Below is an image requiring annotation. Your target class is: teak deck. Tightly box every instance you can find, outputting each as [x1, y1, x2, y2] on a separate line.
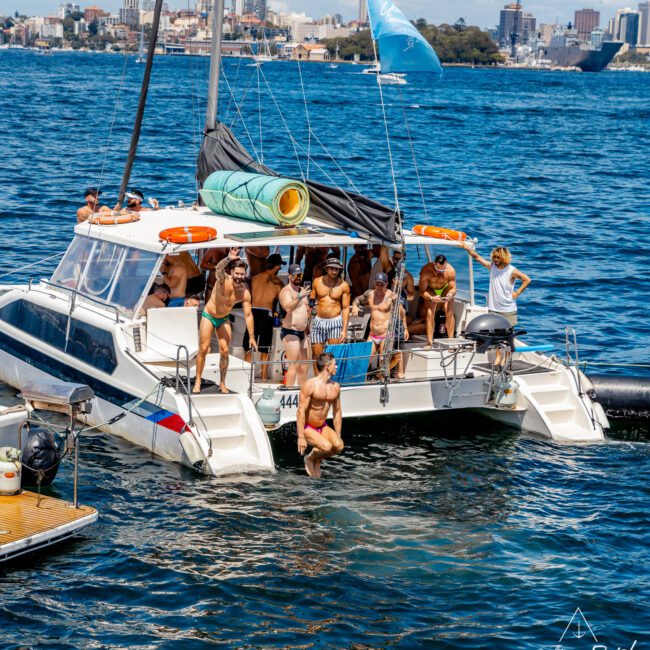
[0, 490, 97, 561]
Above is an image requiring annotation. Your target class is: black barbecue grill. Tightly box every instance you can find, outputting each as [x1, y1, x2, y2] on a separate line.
[462, 314, 526, 353]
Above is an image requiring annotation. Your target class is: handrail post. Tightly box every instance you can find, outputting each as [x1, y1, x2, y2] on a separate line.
[249, 355, 255, 399]
[175, 344, 193, 426]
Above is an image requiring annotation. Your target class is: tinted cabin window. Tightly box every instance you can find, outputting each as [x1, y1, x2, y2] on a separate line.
[0, 300, 117, 374]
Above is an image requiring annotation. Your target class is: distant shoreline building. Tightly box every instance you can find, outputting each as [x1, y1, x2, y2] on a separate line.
[497, 3, 535, 49]
[638, 1, 650, 45]
[574, 8, 600, 39]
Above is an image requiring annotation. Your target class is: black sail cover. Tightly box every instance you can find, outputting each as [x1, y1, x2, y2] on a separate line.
[196, 123, 398, 243]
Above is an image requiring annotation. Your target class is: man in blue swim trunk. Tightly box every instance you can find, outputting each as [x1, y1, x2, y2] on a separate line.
[194, 247, 257, 394]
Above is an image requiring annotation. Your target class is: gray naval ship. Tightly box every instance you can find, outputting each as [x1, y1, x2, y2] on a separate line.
[545, 30, 623, 72]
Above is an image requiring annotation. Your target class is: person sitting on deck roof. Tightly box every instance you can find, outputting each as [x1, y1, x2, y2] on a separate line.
[419, 254, 457, 345]
[244, 253, 285, 381]
[76, 187, 110, 223]
[194, 248, 257, 394]
[122, 188, 159, 212]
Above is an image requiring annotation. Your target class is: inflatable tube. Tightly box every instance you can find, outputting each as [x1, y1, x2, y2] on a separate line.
[412, 224, 467, 241]
[88, 212, 141, 226]
[200, 171, 309, 227]
[588, 374, 650, 418]
[159, 226, 217, 244]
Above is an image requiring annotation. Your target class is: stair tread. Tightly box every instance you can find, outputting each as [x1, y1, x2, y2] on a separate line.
[527, 385, 569, 393]
[205, 428, 245, 439]
[542, 404, 575, 413]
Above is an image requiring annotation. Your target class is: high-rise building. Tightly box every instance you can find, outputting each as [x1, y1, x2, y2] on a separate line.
[358, 0, 368, 24]
[498, 3, 523, 48]
[57, 3, 80, 19]
[619, 10, 640, 43]
[538, 22, 559, 45]
[522, 12, 536, 43]
[84, 5, 105, 23]
[638, 1, 650, 45]
[574, 9, 600, 39]
[119, 0, 139, 27]
[590, 27, 604, 46]
[233, 0, 244, 15]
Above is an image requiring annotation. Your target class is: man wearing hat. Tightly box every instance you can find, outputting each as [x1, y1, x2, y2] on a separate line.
[309, 257, 351, 362]
[77, 187, 109, 223]
[279, 263, 312, 387]
[124, 188, 159, 213]
[243, 252, 286, 380]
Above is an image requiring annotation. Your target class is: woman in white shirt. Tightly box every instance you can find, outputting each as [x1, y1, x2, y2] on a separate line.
[461, 244, 531, 326]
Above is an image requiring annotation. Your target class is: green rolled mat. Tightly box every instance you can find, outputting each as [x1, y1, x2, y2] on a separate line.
[200, 171, 310, 227]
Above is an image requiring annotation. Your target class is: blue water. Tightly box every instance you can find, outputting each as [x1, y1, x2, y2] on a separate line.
[1, 51, 649, 648]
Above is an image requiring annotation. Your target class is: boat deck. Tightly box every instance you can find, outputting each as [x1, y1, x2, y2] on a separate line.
[0, 491, 97, 562]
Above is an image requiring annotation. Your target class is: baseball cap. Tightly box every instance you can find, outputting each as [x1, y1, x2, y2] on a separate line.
[324, 257, 343, 269]
[84, 187, 102, 197]
[125, 189, 144, 201]
[375, 272, 389, 285]
[288, 263, 302, 275]
[266, 253, 286, 267]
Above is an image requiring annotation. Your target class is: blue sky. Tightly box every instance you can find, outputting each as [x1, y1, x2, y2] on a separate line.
[11, 0, 624, 29]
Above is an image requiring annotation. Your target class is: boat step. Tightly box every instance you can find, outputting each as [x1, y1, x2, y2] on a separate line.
[546, 423, 600, 442]
[209, 449, 268, 474]
[205, 427, 246, 440]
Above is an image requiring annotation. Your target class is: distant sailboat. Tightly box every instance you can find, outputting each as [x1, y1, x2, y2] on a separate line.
[135, 30, 145, 63]
[253, 34, 273, 64]
[328, 41, 339, 68]
[366, 0, 442, 85]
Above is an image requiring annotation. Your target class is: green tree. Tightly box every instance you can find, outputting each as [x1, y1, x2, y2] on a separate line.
[88, 20, 98, 36]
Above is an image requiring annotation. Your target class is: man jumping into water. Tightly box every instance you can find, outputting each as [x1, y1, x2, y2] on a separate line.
[194, 247, 257, 394]
[297, 352, 343, 478]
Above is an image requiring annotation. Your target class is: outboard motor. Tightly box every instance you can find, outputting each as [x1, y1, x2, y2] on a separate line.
[21, 427, 61, 488]
[462, 313, 526, 353]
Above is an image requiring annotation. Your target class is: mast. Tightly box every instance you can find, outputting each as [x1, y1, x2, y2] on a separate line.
[205, 0, 225, 132]
[116, 0, 164, 207]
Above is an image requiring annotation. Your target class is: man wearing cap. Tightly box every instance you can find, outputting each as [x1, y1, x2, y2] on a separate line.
[419, 253, 457, 345]
[123, 188, 159, 212]
[244, 253, 285, 380]
[309, 257, 351, 362]
[352, 272, 409, 378]
[77, 187, 109, 223]
[279, 264, 312, 387]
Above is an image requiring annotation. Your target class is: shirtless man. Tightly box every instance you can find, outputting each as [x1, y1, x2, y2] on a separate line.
[123, 188, 159, 212]
[295, 246, 329, 282]
[352, 272, 409, 377]
[194, 247, 257, 394]
[140, 282, 170, 314]
[297, 352, 343, 478]
[309, 257, 351, 362]
[246, 246, 270, 278]
[347, 244, 372, 298]
[163, 255, 189, 307]
[200, 248, 228, 298]
[279, 264, 311, 387]
[76, 187, 109, 223]
[243, 253, 285, 380]
[419, 254, 457, 345]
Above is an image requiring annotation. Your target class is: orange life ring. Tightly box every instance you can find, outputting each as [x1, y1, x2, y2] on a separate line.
[412, 224, 467, 241]
[88, 212, 141, 226]
[159, 226, 218, 244]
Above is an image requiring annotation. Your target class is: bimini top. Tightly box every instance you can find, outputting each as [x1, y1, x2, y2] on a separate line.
[74, 206, 379, 253]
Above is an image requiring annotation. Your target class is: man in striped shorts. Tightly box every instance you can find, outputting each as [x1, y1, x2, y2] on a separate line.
[309, 257, 351, 363]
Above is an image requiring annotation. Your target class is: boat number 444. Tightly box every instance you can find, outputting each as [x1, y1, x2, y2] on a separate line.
[279, 393, 299, 410]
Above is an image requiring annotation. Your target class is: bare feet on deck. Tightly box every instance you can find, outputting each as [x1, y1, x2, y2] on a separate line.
[192, 383, 201, 394]
[219, 383, 230, 394]
[304, 453, 317, 478]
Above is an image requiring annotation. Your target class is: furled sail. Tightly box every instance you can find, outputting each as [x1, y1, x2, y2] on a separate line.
[197, 123, 398, 243]
[367, 0, 442, 74]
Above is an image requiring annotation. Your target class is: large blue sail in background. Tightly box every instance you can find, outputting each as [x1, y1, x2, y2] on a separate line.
[367, 0, 442, 74]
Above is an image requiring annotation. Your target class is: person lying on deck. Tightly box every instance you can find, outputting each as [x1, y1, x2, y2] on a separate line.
[194, 247, 257, 394]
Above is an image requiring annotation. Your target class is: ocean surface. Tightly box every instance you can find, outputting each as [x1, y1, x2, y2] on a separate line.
[0, 50, 649, 648]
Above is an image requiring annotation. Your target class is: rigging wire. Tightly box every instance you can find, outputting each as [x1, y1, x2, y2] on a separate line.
[295, 60, 313, 178]
[257, 62, 263, 164]
[398, 85, 430, 224]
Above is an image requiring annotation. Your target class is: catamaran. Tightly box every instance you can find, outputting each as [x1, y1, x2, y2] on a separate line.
[0, 0, 610, 476]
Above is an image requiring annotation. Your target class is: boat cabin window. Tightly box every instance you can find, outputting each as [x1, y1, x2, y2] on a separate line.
[51, 235, 159, 315]
[0, 299, 118, 374]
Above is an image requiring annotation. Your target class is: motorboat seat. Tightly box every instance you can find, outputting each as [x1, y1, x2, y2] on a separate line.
[139, 307, 199, 363]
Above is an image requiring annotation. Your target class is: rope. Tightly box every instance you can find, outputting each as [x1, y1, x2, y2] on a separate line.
[257, 62, 264, 164]
[0, 252, 64, 281]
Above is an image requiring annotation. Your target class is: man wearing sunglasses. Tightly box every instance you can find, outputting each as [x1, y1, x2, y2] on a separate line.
[419, 254, 457, 345]
[279, 264, 312, 387]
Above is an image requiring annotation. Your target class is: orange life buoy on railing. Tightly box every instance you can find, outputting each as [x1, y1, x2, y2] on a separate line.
[412, 224, 467, 241]
[88, 212, 141, 226]
[159, 226, 217, 244]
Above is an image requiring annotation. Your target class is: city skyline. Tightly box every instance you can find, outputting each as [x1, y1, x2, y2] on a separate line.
[5, 0, 636, 29]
